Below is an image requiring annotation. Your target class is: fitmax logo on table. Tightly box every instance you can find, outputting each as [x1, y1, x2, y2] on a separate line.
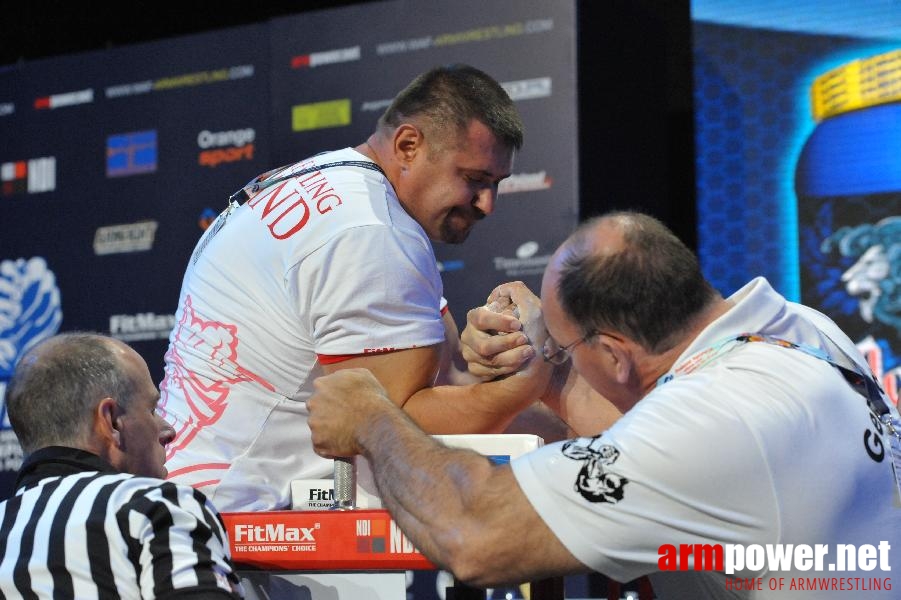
[232, 522, 320, 553]
[233, 523, 318, 543]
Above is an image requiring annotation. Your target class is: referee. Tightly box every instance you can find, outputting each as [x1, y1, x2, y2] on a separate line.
[0, 333, 243, 598]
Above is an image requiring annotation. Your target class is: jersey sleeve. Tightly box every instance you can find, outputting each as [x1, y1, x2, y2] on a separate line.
[510, 375, 779, 583]
[293, 224, 445, 357]
[123, 482, 243, 598]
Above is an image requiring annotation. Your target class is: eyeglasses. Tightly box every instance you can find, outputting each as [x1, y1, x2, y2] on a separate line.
[542, 330, 622, 365]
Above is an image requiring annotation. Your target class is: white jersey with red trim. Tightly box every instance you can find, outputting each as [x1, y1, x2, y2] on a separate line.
[160, 148, 445, 511]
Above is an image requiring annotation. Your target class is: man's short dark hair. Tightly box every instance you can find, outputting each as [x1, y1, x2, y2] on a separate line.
[557, 212, 718, 354]
[5, 333, 135, 453]
[379, 64, 524, 153]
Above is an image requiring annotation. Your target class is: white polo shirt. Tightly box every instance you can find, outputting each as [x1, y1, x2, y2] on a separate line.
[513, 277, 900, 598]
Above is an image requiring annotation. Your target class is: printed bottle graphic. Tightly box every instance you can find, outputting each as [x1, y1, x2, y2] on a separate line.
[794, 48, 901, 407]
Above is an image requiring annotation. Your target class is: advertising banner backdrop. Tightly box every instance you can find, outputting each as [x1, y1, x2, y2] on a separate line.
[0, 23, 272, 498]
[0, 0, 578, 540]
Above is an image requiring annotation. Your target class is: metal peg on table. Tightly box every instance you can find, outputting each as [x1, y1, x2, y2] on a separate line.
[332, 457, 356, 510]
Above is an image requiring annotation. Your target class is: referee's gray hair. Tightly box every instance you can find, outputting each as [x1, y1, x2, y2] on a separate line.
[5, 333, 137, 454]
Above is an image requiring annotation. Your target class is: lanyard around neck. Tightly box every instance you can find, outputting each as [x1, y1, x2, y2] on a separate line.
[656, 332, 895, 422]
[228, 159, 386, 207]
[190, 159, 386, 266]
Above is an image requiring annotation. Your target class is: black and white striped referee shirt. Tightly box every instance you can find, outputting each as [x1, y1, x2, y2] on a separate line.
[0, 447, 243, 598]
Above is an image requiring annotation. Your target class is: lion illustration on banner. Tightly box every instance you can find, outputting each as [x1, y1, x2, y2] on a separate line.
[821, 216, 901, 334]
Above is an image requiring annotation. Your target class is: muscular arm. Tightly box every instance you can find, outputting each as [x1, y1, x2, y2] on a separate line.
[322, 341, 551, 434]
[307, 221, 550, 432]
[321, 292, 553, 434]
[435, 310, 483, 386]
[307, 369, 587, 586]
[539, 362, 622, 436]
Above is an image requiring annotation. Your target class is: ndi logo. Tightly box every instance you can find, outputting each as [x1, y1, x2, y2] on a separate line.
[354, 518, 421, 554]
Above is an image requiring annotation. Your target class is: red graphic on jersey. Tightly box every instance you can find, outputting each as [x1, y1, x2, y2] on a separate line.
[160, 295, 275, 461]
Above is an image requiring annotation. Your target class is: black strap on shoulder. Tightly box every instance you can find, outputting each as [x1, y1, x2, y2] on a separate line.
[818, 332, 894, 419]
[190, 159, 386, 266]
[229, 160, 386, 206]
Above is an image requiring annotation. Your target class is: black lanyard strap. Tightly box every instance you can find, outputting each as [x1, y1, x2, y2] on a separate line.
[229, 160, 386, 206]
[191, 159, 386, 265]
[815, 332, 895, 420]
